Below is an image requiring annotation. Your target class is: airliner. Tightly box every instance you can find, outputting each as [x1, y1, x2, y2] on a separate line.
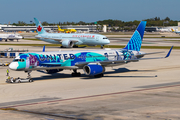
[0, 34, 23, 42]
[9, 21, 173, 78]
[34, 18, 110, 48]
[57, 25, 77, 33]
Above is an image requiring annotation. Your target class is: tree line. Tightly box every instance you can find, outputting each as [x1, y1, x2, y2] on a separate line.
[10, 17, 179, 30]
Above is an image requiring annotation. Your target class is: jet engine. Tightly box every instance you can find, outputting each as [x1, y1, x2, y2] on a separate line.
[46, 69, 63, 74]
[62, 40, 74, 48]
[83, 64, 105, 75]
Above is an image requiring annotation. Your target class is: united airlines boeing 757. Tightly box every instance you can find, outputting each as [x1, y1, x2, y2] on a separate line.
[34, 18, 110, 48]
[9, 21, 173, 78]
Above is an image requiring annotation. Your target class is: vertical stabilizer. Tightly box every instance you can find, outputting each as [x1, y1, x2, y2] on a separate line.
[124, 21, 147, 51]
[34, 18, 47, 34]
[42, 45, 45, 52]
[57, 25, 61, 30]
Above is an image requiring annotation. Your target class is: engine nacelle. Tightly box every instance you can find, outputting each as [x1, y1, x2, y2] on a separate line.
[46, 69, 63, 74]
[83, 64, 105, 75]
[62, 40, 74, 48]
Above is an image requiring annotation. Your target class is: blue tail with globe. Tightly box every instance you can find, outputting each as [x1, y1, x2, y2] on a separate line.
[124, 21, 147, 51]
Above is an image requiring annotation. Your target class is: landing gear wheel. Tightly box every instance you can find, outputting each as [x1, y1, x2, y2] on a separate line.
[71, 69, 81, 77]
[94, 73, 104, 78]
[60, 46, 65, 48]
[71, 72, 81, 77]
[5, 39, 7, 42]
[73, 45, 78, 48]
[101, 45, 104, 49]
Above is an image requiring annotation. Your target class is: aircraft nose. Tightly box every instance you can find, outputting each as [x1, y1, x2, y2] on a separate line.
[9, 62, 18, 70]
[104, 39, 110, 44]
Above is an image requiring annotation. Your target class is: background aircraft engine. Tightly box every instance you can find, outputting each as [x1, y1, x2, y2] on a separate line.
[46, 69, 63, 74]
[62, 40, 74, 48]
[83, 64, 105, 75]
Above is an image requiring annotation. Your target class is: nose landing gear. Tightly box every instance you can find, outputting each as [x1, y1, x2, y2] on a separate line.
[101, 45, 104, 49]
[25, 70, 32, 79]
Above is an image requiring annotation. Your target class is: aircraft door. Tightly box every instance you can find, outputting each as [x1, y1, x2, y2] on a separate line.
[82, 36, 86, 43]
[106, 51, 116, 61]
[96, 36, 99, 42]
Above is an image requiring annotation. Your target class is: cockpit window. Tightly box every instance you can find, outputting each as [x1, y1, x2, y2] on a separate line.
[103, 37, 108, 39]
[13, 59, 25, 62]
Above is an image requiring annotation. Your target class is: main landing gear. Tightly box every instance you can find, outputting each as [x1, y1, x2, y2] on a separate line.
[71, 69, 81, 77]
[94, 73, 104, 78]
[60, 46, 65, 48]
[73, 45, 78, 48]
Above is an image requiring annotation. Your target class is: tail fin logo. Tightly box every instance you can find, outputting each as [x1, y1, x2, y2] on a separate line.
[37, 25, 42, 32]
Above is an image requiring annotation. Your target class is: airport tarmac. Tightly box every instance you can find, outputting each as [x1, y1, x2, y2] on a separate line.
[0, 44, 179, 119]
[1, 34, 180, 47]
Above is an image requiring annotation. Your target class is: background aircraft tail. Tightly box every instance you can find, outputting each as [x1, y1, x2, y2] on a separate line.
[34, 18, 47, 34]
[57, 25, 61, 30]
[124, 21, 147, 51]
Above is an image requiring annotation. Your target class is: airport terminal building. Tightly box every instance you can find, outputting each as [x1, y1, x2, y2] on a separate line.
[0, 25, 100, 33]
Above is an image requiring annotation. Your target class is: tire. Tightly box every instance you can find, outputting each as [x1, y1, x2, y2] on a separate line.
[71, 72, 81, 77]
[94, 73, 104, 78]
[18, 80, 21, 83]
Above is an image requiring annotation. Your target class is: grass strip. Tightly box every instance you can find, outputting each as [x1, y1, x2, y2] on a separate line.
[24, 38, 41, 41]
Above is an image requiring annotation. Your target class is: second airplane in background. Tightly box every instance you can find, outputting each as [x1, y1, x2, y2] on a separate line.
[34, 18, 110, 48]
[0, 34, 23, 42]
[57, 25, 77, 33]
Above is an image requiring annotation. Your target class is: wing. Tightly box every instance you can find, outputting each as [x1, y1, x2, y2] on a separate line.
[75, 46, 173, 67]
[0, 37, 7, 39]
[135, 51, 165, 58]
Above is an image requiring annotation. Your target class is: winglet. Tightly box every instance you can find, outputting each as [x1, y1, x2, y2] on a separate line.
[42, 45, 45, 52]
[165, 46, 173, 58]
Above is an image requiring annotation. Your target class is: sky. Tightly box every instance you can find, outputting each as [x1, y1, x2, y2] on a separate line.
[1, 0, 180, 24]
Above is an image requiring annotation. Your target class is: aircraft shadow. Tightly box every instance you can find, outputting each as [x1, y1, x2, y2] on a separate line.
[81, 68, 157, 79]
[32, 72, 87, 81]
[105, 68, 155, 74]
[32, 68, 156, 81]
[45, 46, 87, 49]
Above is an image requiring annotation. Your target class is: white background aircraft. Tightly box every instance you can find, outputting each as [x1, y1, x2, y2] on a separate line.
[34, 18, 110, 48]
[0, 33, 23, 42]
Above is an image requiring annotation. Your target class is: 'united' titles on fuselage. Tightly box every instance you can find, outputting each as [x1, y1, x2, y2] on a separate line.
[10, 49, 143, 70]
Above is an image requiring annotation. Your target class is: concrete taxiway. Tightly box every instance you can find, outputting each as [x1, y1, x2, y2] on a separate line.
[0, 43, 179, 119]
